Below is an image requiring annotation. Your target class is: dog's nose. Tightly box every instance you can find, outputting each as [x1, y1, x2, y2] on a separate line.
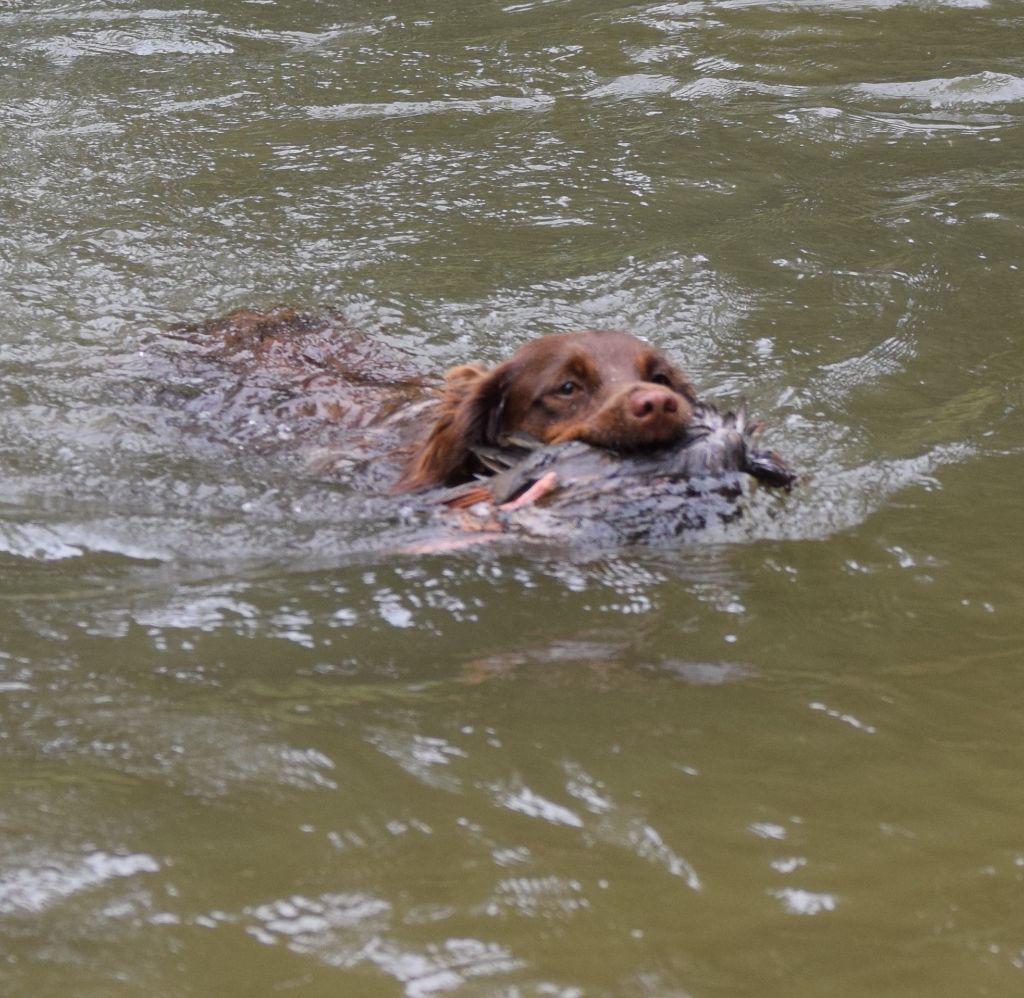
[629, 387, 679, 421]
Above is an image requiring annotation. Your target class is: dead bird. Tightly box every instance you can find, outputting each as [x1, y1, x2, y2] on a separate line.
[435, 400, 795, 541]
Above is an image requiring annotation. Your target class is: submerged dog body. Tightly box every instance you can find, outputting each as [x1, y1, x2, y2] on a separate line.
[161, 310, 792, 542]
[397, 330, 698, 491]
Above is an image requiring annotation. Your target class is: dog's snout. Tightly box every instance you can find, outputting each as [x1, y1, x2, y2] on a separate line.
[629, 386, 680, 422]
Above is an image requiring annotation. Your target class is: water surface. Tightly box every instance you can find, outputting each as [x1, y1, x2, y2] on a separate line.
[2, 1, 1023, 994]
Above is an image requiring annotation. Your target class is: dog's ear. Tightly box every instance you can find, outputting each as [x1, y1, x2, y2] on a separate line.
[395, 362, 512, 491]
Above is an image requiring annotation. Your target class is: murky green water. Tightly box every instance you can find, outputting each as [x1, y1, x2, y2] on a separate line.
[2, 0, 1023, 994]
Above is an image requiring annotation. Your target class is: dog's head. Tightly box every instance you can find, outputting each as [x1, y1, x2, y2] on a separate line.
[396, 330, 696, 491]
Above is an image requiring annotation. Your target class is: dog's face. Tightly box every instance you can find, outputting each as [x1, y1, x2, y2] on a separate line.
[397, 330, 696, 491]
[486, 330, 694, 448]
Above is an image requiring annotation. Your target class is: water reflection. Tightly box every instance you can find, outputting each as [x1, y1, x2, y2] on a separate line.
[0, 851, 160, 917]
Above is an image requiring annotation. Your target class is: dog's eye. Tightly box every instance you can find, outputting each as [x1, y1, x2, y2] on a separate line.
[649, 372, 672, 387]
[556, 381, 579, 396]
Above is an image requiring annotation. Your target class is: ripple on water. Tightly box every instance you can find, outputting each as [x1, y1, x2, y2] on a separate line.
[306, 95, 556, 121]
[23, 700, 340, 798]
[771, 887, 839, 916]
[28, 27, 234, 65]
[853, 72, 1024, 109]
[585, 73, 679, 100]
[714, 0, 990, 10]
[0, 850, 160, 916]
[239, 893, 524, 989]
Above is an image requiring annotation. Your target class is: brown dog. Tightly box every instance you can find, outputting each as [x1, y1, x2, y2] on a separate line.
[397, 330, 697, 491]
